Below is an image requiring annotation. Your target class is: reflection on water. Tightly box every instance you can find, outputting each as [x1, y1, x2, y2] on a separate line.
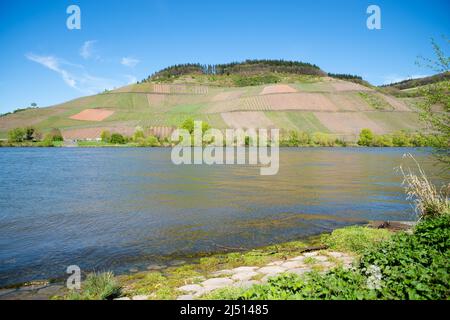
[0, 147, 446, 286]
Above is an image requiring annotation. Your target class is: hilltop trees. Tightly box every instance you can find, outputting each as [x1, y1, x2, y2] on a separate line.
[147, 59, 325, 81]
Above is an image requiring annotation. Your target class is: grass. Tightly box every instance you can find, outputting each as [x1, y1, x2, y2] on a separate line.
[358, 92, 393, 110]
[321, 226, 392, 254]
[66, 272, 122, 300]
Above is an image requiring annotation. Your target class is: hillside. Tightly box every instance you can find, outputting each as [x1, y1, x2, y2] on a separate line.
[0, 61, 425, 142]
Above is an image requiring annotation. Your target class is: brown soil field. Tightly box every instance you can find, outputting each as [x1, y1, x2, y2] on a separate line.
[221, 111, 274, 129]
[148, 126, 175, 138]
[260, 84, 297, 95]
[264, 93, 338, 111]
[70, 109, 115, 122]
[314, 112, 386, 135]
[62, 126, 135, 140]
[380, 94, 412, 111]
[330, 81, 373, 92]
[212, 91, 244, 102]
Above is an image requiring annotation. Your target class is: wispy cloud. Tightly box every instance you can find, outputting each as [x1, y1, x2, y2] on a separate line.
[26, 53, 121, 94]
[80, 40, 97, 59]
[26, 53, 77, 88]
[121, 57, 140, 68]
[382, 74, 429, 85]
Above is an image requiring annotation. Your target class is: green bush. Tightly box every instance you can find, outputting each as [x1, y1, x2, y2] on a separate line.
[8, 128, 26, 142]
[101, 130, 111, 143]
[109, 133, 126, 144]
[392, 130, 412, 147]
[358, 129, 374, 146]
[67, 272, 122, 300]
[322, 226, 392, 254]
[311, 132, 336, 147]
[229, 215, 449, 300]
[48, 128, 64, 142]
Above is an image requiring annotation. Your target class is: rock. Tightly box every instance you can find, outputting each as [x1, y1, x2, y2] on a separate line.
[212, 269, 233, 276]
[36, 285, 65, 297]
[258, 266, 286, 275]
[177, 295, 195, 300]
[170, 260, 186, 266]
[289, 256, 306, 261]
[129, 268, 139, 273]
[178, 284, 203, 293]
[319, 262, 335, 268]
[314, 255, 328, 262]
[132, 295, 150, 300]
[147, 264, 165, 270]
[231, 266, 258, 273]
[231, 271, 259, 281]
[281, 261, 306, 269]
[267, 260, 284, 266]
[288, 267, 311, 276]
[114, 297, 131, 300]
[232, 280, 259, 289]
[327, 251, 344, 258]
[201, 278, 234, 287]
[304, 252, 318, 257]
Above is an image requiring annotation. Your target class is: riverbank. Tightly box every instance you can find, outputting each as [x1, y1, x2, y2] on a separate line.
[0, 220, 413, 300]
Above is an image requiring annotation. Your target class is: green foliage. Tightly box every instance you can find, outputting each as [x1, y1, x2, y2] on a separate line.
[358, 128, 374, 146]
[322, 226, 392, 254]
[47, 128, 64, 142]
[8, 127, 26, 142]
[311, 132, 337, 147]
[148, 59, 324, 81]
[220, 215, 449, 300]
[357, 129, 442, 147]
[232, 74, 280, 87]
[358, 92, 392, 110]
[358, 215, 450, 299]
[138, 135, 161, 147]
[133, 128, 145, 142]
[109, 133, 126, 144]
[100, 130, 111, 143]
[67, 272, 122, 300]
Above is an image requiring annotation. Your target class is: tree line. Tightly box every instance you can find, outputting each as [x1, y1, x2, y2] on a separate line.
[144, 59, 325, 81]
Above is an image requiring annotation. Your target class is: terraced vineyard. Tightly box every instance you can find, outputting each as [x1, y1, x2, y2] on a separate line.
[0, 75, 425, 141]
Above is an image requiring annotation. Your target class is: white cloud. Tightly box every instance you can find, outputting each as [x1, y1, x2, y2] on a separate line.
[26, 53, 77, 88]
[121, 57, 140, 68]
[26, 53, 122, 94]
[80, 40, 97, 59]
[382, 74, 429, 85]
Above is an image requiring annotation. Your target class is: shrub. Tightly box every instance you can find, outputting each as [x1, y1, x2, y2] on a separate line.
[228, 215, 449, 300]
[311, 132, 335, 147]
[392, 130, 412, 147]
[358, 129, 374, 146]
[67, 272, 122, 300]
[109, 133, 126, 144]
[322, 226, 392, 254]
[133, 128, 145, 141]
[398, 153, 449, 220]
[8, 128, 26, 142]
[47, 128, 64, 142]
[100, 130, 111, 143]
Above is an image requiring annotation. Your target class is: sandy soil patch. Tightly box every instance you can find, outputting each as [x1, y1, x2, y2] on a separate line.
[70, 109, 115, 122]
[260, 84, 297, 95]
[330, 80, 373, 92]
[264, 93, 338, 111]
[380, 94, 411, 111]
[314, 112, 386, 135]
[221, 112, 274, 129]
[212, 91, 244, 102]
[62, 126, 135, 140]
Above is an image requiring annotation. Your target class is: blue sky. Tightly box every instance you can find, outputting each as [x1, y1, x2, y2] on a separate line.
[0, 0, 448, 113]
